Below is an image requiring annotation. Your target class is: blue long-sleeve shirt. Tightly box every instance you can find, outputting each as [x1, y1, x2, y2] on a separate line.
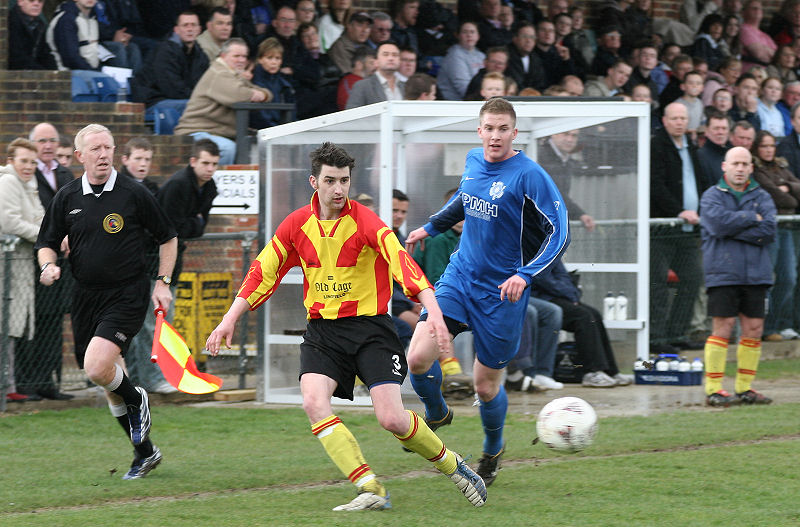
[423, 148, 570, 291]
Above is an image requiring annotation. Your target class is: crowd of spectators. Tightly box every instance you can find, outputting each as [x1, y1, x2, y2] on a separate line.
[12, 0, 800, 387]
[9, 0, 800, 131]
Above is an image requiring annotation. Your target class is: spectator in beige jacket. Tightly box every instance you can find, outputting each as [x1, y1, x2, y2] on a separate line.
[175, 38, 272, 165]
[0, 138, 46, 403]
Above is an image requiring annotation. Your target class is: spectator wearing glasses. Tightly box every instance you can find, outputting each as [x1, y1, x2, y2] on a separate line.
[367, 11, 393, 49]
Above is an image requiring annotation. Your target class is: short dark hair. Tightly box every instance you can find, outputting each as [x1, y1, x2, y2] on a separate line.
[733, 120, 755, 132]
[393, 188, 409, 202]
[124, 137, 153, 157]
[175, 10, 199, 25]
[59, 135, 73, 149]
[310, 142, 355, 177]
[376, 40, 400, 54]
[682, 70, 704, 82]
[352, 45, 376, 68]
[512, 20, 535, 37]
[735, 72, 757, 86]
[192, 138, 220, 159]
[209, 7, 232, 19]
[705, 108, 730, 125]
[404, 72, 436, 99]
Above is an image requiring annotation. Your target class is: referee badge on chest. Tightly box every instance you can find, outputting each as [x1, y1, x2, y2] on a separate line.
[103, 213, 124, 233]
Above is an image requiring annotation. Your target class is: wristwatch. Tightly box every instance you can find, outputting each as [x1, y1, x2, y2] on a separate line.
[40, 262, 55, 272]
[157, 275, 172, 285]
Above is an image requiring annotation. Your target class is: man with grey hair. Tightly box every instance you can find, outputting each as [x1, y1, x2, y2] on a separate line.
[777, 80, 800, 136]
[367, 11, 393, 49]
[14, 123, 75, 401]
[35, 124, 177, 480]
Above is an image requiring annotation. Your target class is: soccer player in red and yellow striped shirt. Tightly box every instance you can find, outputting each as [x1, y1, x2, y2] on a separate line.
[206, 142, 487, 511]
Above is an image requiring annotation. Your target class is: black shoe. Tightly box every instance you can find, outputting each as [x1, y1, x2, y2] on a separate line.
[426, 408, 454, 432]
[38, 389, 75, 400]
[477, 445, 504, 487]
[505, 375, 538, 392]
[706, 390, 739, 407]
[736, 389, 772, 405]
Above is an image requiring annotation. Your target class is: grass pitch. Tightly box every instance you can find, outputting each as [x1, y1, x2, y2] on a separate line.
[2, 364, 800, 526]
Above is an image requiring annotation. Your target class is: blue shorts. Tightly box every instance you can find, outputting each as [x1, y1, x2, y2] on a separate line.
[427, 271, 528, 369]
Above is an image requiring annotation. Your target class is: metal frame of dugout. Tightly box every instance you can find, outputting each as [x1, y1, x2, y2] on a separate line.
[254, 100, 651, 405]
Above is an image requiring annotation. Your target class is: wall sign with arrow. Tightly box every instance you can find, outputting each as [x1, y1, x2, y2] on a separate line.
[209, 170, 259, 215]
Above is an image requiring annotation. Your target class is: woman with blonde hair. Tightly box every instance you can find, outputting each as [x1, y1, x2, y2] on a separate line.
[0, 138, 46, 403]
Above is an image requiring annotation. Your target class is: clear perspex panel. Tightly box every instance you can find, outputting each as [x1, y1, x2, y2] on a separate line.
[257, 101, 650, 404]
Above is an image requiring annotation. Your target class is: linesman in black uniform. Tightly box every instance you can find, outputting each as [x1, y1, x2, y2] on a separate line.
[35, 124, 178, 480]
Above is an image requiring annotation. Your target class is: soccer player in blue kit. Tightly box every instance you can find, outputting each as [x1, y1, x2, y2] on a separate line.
[405, 98, 570, 486]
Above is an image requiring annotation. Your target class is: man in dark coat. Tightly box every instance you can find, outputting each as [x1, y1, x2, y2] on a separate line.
[157, 139, 219, 279]
[505, 22, 547, 92]
[8, 0, 56, 70]
[650, 102, 708, 351]
[130, 11, 209, 107]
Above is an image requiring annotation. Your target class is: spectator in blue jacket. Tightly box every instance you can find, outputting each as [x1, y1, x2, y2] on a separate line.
[531, 260, 632, 388]
[47, 0, 133, 71]
[699, 146, 776, 407]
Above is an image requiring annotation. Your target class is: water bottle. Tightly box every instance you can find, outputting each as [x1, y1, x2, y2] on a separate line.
[634, 359, 646, 370]
[669, 357, 681, 370]
[691, 357, 704, 371]
[656, 353, 674, 371]
[117, 85, 127, 102]
[603, 292, 616, 320]
[614, 291, 628, 320]
[678, 356, 691, 372]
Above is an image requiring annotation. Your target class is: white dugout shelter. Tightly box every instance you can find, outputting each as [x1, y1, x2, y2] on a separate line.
[255, 100, 650, 404]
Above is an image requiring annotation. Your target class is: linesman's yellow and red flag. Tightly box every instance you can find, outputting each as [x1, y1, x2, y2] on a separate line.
[150, 308, 223, 394]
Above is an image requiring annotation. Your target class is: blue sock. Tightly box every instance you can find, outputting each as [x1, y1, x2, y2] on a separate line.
[410, 361, 448, 422]
[479, 386, 507, 455]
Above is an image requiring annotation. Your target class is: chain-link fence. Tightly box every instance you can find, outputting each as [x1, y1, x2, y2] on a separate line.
[4, 214, 798, 409]
[1, 231, 260, 410]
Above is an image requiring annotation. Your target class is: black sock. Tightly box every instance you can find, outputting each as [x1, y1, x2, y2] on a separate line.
[111, 374, 143, 407]
[115, 415, 154, 458]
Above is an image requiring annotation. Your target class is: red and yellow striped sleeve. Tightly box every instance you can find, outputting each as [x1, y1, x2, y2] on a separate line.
[237, 212, 301, 310]
[369, 219, 432, 302]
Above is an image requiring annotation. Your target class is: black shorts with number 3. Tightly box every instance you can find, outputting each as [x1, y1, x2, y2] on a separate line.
[299, 315, 407, 401]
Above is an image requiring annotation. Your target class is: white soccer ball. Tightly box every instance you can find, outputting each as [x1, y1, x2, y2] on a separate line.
[536, 396, 598, 453]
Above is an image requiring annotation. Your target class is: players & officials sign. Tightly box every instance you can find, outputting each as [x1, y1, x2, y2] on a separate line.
[210, 170, 259, 215]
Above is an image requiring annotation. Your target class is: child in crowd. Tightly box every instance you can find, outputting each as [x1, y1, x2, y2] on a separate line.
[709, 87, 734, 115]
[678, 71, 706, 138]
[251, 38, 296, 129]
[631, 83, 660, 131]
[56, 136, 74, 168]
[758, 77, 785, 137]
[480, 72, 507, 99]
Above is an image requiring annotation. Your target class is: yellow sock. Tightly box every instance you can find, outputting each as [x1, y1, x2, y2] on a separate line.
[312, 415, 385, 497]
[704, 336, 728, 395]
[439, 357, 462, 376]
[394, 410, 457, 475]
[735, 338, 761, 394]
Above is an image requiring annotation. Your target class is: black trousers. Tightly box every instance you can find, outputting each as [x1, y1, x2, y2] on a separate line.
[549, 297, 620, 375]
[15, 259, 72, 393]
[649, 227, 703, 342]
